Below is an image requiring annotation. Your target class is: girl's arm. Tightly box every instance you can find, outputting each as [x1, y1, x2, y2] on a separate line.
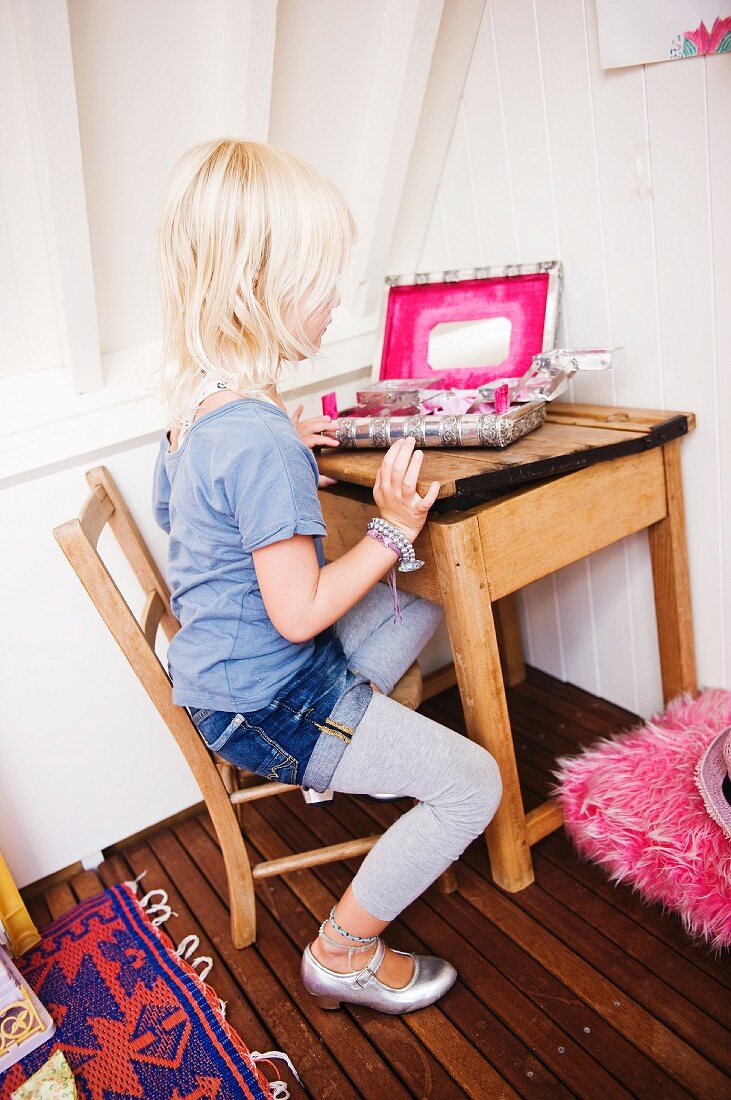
[152, 433, 173, 533]
[252, 437, 439, 643]
[290, 401, 340, 488]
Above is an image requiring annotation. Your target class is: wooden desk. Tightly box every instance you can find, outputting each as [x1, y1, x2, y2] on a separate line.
[317, 403, 697, 892]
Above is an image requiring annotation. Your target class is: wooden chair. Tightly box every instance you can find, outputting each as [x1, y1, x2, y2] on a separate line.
[53, 465, 429, 948]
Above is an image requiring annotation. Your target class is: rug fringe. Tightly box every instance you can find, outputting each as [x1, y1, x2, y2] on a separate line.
[251, 1050, 303, 1098]
[176, 933, 213, 979]
[123, 870, 147, 893]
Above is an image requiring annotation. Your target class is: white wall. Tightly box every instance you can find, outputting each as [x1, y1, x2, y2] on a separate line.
[68, 0, 233, 355]
[417, 0, 731, 717]
[0, 0, 62, 379]
[269, 0, 387, 198]
[1, 443, 199, 886]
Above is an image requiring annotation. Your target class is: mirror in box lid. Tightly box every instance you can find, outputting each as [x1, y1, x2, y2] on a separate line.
[375, 262, 562, 390]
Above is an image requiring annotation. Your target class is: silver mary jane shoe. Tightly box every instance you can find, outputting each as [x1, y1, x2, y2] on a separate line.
[301, 936, 457, 1014]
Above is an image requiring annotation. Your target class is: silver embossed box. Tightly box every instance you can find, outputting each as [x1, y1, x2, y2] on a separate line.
[333, 401, 546, 450]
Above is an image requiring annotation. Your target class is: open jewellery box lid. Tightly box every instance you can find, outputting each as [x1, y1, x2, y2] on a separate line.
[372, 261, 562, 390]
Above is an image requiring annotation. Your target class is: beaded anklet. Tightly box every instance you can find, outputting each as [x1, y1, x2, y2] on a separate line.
[317, 908, 379, 968]
[318, 925, 377, 953]
[326, 906, 377, 943]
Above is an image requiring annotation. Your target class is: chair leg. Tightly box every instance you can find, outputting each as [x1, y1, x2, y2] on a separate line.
[228, 875, 257, 949]
[208, 758, 257, 947]
[215, 759, 244, 828]
[436, 865, 458, 894]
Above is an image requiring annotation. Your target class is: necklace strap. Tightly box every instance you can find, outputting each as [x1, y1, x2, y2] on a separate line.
[179, 376, 229, 438]
[177, 375, 281, 444]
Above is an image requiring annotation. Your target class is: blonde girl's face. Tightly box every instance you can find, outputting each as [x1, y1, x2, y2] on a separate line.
[301, 288, 340, 352]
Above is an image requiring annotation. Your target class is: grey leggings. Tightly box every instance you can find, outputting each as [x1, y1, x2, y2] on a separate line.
[329, 584, 502, 921]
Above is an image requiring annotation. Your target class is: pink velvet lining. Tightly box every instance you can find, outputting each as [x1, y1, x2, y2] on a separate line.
[379, 273, 550, 389]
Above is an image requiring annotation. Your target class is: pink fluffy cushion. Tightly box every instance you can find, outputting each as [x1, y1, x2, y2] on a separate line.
[554, 689, 731, 950]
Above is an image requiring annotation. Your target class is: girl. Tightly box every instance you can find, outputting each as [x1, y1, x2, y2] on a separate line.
[153, 139, 502, 1015]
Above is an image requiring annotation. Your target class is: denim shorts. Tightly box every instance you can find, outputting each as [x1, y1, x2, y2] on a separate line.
[189, 628, 373, 793]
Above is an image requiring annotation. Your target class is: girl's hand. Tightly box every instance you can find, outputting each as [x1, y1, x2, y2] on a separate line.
[291, 404, 339, 486]
[373, 437, 440, 543]
[291, 403, 340, 449]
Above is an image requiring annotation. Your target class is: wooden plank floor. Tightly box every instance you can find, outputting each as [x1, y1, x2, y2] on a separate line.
[31, 668, 730, 1099]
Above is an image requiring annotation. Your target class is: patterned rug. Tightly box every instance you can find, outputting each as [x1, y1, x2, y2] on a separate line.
[0, 884, 269, 1099]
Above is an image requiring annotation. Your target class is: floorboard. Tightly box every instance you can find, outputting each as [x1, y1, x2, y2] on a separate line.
[31, 667, 730, 1099]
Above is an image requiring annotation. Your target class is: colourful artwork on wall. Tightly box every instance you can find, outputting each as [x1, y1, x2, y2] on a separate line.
[596, 1, 731, 69]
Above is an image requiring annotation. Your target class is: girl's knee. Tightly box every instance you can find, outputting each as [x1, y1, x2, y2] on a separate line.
[417, 598, 444, 634]
[454, 742, 502, 831]
[400, 593, 443, 633]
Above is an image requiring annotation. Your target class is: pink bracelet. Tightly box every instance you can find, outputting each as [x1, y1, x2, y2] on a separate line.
[366, 527, 402, 560]
[365, 529, 404, 624]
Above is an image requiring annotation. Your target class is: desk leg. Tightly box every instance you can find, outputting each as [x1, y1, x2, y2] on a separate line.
[648, 440, 697, 704]
[493, 593, 526, 687]
[431, 517, 534, 892]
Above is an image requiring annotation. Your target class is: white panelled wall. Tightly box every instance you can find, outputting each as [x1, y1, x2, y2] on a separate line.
[1, 0, 729, 887]
[416, 0, 730, 718]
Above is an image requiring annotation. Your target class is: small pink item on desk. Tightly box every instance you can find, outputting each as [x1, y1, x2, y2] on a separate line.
[493, 384, 510, 415]
[421, 393, 474, 416]
[321, 392, 339, 419]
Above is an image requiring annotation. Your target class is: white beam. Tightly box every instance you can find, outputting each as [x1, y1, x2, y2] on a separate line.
[222, 0, 278, 140]
[388, 0, 487, 274]
[12, 0, 102, 393]
[344, 0, 445, 317]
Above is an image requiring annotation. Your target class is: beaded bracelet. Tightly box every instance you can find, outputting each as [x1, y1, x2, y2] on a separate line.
[366, 517, 424, 573]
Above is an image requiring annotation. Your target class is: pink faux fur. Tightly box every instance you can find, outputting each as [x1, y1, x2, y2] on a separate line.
[554, 689, 731, 950]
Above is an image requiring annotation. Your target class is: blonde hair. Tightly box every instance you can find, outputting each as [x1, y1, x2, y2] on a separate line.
[157, 139, 356, 425]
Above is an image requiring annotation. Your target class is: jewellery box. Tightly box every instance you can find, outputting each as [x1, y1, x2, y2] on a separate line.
[323, 263, 618, 449]
[324, 262, 568, 450]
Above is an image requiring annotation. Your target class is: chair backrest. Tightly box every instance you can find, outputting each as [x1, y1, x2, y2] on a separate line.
[52, 466, 244, 839]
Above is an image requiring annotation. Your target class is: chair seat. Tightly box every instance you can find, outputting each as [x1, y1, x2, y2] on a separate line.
[389, 661, 423, 711]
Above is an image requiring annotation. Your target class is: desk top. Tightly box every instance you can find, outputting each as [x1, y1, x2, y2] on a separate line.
[316, 403, 694, 512]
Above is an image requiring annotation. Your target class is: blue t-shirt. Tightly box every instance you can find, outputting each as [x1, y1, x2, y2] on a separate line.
[152, 399, 327, 712]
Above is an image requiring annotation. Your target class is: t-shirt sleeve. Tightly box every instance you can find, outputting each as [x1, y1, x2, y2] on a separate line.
[152, 433, 172, 533]
[228, 414, 327, 553]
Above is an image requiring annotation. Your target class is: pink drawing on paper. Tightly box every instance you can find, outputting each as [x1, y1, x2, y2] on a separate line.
[670, 16, 731, 57]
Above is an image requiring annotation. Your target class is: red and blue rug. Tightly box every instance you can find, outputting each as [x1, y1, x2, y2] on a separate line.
[0, 884, 269, 1099]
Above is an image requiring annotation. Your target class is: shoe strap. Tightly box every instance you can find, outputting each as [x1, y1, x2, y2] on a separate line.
[354, 937, 386, 988]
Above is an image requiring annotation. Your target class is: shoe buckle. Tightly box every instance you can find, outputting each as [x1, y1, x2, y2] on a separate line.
[354, 965, 377, 988]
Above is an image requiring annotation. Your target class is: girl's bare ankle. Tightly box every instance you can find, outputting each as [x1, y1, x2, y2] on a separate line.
[311, 934, 376, 972]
